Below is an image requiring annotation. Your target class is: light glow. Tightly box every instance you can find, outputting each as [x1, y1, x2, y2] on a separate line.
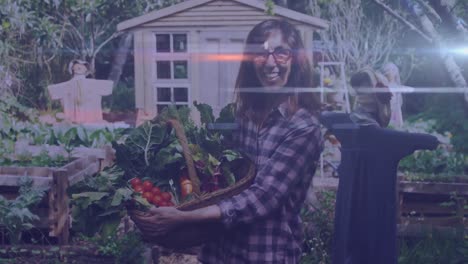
[453, 47, 468, 55]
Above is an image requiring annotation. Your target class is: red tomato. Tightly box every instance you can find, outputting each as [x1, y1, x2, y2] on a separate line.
[133, 185, 144, 193]
[142, 192, 154, 202]
[159, 201, 169, 207]
[152, 194, 163, 206]
[130, 178, 142, 187]
[142, 180, 153, 191]
[161, 192, 172, 202]
[151, 187, 161, 194]
[167, 201, 175, 207]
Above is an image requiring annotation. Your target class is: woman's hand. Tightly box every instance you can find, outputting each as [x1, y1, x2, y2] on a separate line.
[129, 206, 186, 236]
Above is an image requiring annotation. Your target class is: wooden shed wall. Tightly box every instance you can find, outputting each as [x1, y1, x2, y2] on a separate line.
[143, 0, 303, 28]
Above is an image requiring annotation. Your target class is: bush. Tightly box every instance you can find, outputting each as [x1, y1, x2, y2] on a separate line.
[102, 77, 135, 112]
[407, 94, 468, 154]
[398, 233, 467, 264]
[301, 190, 336, 264]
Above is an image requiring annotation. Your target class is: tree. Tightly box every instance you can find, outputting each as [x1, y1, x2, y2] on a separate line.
[308, 0, 404, 73]
[0, 0, 183, 108]
[0, 0, 64, 96]
[372, 0, 468, 105]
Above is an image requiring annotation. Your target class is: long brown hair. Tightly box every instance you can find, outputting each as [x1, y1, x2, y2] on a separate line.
[235, 19, 319, 122]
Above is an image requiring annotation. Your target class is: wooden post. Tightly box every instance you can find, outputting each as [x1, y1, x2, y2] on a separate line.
[455, 197, 465, 240]
[49, 169, 70, 245]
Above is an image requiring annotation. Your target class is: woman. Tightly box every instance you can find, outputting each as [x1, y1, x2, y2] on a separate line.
[131, 19, 323, 264]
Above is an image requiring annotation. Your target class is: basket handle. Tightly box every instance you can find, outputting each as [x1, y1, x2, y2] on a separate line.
[167, 119, 201, 195]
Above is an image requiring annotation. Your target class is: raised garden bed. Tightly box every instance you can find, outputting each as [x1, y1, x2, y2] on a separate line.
[397, 177, 467, 238]
[0, 155, 101, 245]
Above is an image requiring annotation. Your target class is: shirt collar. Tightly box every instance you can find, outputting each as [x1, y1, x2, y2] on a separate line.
[276, 101, 290, 118]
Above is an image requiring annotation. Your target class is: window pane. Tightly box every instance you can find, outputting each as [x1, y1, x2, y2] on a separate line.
[157, 61, 171, 79]
[174, 87, 188, 102]
[156, 34, 170, 52]
[173, 61, 188, 79]
[157, 104, 169, 113]
[157, 87, 171, 102]
[173, 34, 187, 52]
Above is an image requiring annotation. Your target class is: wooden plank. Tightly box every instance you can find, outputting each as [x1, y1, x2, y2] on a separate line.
[117, 0, 211, 31]
[397, 224, 464, 238]
[400, 216, 466, 227]
[233, 0, 328, 29]
[0, 175, 50, 188]
[0, 166, 51, 177]
[185, 5, 258, 13]
[173, 11, 261, 17]
[49, 170, 70, 245]
[158, 15, 276, 23]
[68, 162, 100, 186]
[401, 202, 458, 215]
[145, 20, 302, 28]
[206, 0, 239, 6]
[60, 156, 94, 172]
[399, 181, 468, 195]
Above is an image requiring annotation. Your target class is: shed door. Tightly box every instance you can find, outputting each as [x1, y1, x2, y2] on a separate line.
[198, 31, 247, 116]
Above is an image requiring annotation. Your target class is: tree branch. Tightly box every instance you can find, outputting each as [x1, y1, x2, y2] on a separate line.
[372, 0, 433, 42]
[416, 0, 442, 22]
[93, 31, 123, 57]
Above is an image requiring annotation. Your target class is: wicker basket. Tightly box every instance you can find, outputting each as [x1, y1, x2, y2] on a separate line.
[139, 119, 256, 249]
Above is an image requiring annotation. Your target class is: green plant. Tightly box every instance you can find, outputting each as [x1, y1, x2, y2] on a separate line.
[0, 177, 46, 244]
[0, 149, 70, 167]
[407, 95, 468, 154]
[102, 77, 135, 112]
[300, 190, 336, 264]
[68, 166, 149, 238]
[399, 148, 466, 181]
[76, 231, 146, 264]
[398, 233, 467, 264]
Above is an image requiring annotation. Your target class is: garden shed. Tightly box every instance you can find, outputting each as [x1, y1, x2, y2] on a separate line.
[117, 0, 328, 120]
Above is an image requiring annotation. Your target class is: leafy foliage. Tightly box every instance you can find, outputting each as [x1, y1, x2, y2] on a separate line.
[398, 233, 467, 264]
[399, 148, 467, 179]
[113, 103, 242, 194]
[75, 231, 146, 264]
[68, 166, 149, 238]
[0, 149, 69, 167]
[0, 177, 46, 244]
[301, 190, 336, 264]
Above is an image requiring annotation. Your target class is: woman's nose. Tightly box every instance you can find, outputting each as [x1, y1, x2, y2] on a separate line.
[265, 53, 276, 66]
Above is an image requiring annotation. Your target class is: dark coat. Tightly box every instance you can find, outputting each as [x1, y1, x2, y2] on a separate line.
[320, 112, 438, 264]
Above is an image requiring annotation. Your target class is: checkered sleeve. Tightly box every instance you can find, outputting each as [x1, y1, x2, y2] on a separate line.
[218, 124, 320, 228]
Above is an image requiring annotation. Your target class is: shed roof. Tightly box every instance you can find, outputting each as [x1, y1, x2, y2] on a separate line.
[117, 0, 328, 31]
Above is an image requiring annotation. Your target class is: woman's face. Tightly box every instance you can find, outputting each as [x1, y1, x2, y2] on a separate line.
[252, 30, 292, 89]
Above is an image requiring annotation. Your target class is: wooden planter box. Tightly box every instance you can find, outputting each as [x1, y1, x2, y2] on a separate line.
[0, 155, 102, 245]
[0, 245, 115, 264]
[397, 179, 468, 237]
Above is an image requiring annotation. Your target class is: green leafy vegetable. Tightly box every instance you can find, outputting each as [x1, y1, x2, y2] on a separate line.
[0, 177, 46, 244]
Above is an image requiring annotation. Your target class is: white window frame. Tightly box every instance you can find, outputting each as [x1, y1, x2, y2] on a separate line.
[153, 32, 191, 113]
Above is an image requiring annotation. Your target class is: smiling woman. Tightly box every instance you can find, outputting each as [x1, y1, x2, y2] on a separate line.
[236, 19, 320, 123]
[130, 19, 323, 264]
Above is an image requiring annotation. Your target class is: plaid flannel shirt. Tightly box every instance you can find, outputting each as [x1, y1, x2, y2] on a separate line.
[199, 104, 323, 264]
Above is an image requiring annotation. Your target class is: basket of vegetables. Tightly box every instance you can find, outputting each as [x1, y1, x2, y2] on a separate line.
[117, 104, 256, 248]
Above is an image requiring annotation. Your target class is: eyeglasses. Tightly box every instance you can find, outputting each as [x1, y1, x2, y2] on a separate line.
[251, 48, 292, 64]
